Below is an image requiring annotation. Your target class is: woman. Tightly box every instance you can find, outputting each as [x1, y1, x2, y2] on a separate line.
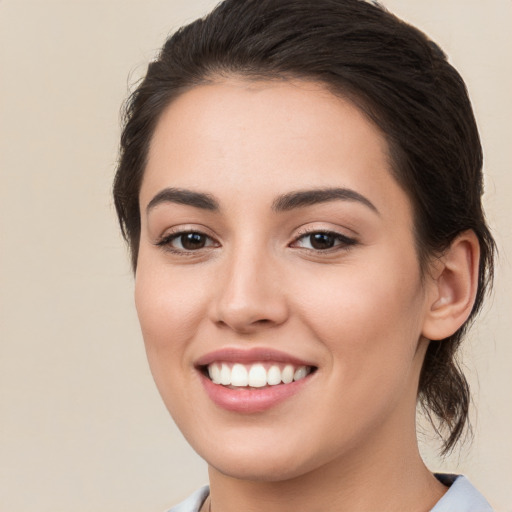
[113, 0, 496, 510]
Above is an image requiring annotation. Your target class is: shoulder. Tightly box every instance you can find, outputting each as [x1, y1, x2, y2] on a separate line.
[166, 485, 210, 512]
[431, 474, 494, 512]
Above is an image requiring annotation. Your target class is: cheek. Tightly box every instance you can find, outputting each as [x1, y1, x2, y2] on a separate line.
[134, 256, 213, 418]
[295, 254, 426, 382]
[134, 254, 209, 361]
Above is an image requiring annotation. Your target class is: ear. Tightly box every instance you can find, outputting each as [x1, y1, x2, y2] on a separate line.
[422, 230, 480, 341]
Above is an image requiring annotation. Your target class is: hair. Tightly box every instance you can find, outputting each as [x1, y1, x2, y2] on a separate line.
[113, 0, 495, 454]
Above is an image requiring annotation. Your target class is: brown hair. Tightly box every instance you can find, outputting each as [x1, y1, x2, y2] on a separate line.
[113, 0, 495, 454]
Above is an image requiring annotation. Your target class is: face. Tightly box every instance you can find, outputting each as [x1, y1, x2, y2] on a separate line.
[136, 79, 433, 481]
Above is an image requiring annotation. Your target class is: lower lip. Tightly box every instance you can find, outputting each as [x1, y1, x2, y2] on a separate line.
[199, 371, 312, 413]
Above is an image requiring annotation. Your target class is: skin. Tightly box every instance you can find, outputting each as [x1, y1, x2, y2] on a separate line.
[135, 79, 479, 512]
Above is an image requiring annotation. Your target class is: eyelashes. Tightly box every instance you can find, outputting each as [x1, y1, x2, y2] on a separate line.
[155, 228, 358, 256]
[291, 230, 357, 251]
[155, 231, 220, 254]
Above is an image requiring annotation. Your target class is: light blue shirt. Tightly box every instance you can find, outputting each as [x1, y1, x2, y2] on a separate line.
[431, 474, 493, 512]
[168, 475, 493, 512]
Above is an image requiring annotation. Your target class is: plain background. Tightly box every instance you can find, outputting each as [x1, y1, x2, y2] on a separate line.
[0, 1, 510, 511]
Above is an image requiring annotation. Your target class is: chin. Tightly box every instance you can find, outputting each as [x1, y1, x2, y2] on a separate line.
[194, 433, 331, 483]
[209, 455, 312, 482]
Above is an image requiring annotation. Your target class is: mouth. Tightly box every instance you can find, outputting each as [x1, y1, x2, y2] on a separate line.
[195, 348, 317, 413]
[201, 361, 315, 389]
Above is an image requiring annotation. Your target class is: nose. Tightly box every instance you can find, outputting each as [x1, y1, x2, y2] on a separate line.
[211, 248, 289, 334]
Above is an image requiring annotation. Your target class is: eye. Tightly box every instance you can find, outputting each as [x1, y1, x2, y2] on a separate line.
[292, 231, 356, 251]
[157, 231, 218, 252]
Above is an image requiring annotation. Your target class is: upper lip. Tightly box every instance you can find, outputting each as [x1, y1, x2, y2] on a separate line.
[195, 347, 316, 368]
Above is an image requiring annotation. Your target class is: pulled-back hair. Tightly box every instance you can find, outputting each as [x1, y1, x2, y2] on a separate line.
[113, 0, 495, 454]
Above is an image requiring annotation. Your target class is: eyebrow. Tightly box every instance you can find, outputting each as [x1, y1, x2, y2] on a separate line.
[146, 187, 219, 213]
[146, 186, 379, 216]
[272, 187, 379, 215]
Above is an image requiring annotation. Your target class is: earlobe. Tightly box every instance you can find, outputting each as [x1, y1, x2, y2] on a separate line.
[422, 230, 480, 341]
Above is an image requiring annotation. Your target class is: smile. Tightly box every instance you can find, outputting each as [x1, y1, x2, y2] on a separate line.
[196, 348, 317, 413]
[206, 362, 313, 388]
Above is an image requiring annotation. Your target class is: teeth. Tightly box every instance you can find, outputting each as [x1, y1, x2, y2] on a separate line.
[267, 365, 282, 385]
[220, 363, 231, 385]
[282, 364, 294, 384]
[207, 362, 312, 388]
[248, 364, 267, 387]
[208, 363, 221, 384]
[293, 366, 307, 381]
[231, 364, 248, 386]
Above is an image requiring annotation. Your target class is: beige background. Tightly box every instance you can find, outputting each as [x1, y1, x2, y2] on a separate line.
[0, 1, 510, 511]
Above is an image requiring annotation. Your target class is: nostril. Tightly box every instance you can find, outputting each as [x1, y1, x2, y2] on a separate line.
[214, 314, 283, 333]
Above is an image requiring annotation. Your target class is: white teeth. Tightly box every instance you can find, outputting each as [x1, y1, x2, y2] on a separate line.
[220, 363, 231, 385]
[248, 364, 267, 387]
[267, 365, 282, 385]
[206, 362, 312, 387]
[230, 364, 248, 386]
[208, 363, 221, 384]
[293, 366, 307, 381]
[281, 364, 294, 384]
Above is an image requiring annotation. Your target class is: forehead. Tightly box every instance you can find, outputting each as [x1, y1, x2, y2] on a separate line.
[142, 79, 410, 221]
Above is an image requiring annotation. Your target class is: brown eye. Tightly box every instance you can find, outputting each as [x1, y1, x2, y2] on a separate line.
[157, 231, 218, 252]
[179, 232, 207, 250]
[292, 231, 357, 251]
[309, 233, 336, 250]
